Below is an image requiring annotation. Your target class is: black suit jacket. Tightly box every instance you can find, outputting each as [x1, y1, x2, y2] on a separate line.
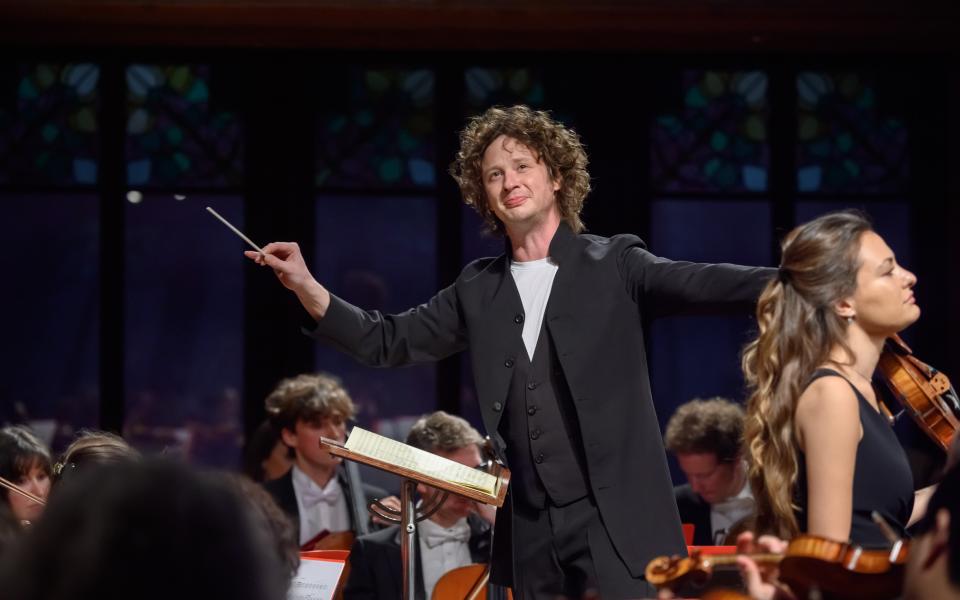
[674, 483, 713, 546]
[310, 222, 773, 578]
[343, 514, 492, 600]
[263, 468, 386, 541]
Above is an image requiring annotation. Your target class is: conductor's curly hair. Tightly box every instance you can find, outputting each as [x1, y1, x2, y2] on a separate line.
[449, 105, 591, 235]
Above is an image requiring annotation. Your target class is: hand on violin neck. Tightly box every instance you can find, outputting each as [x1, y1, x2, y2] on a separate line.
[735, 532, 796, 600]
[735, 531, 789, 555]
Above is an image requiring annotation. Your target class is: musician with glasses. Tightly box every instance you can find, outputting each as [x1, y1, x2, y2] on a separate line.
[344, 411, 495, 600]
[665, 397, 754, 546]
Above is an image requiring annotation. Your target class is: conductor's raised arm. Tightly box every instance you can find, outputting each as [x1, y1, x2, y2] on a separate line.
[245, 241, 330, 321]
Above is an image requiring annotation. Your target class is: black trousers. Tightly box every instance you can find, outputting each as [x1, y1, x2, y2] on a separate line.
[509, 495, 654, 600]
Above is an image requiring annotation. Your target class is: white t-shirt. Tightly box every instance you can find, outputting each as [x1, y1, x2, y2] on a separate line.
[510, 257, 559, 361]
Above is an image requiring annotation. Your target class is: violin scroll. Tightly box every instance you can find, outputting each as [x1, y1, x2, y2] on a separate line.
[644, 553, 711, 589]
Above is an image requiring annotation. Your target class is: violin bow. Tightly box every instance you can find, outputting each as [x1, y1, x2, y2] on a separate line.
[871, 511, 908, 563]
[0, 475, 46, 506]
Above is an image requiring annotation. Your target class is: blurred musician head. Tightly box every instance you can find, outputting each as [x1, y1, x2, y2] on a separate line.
[225, 473, 300, 580]
[666, 397, 747, 506]
[0, 459, 289, 600]
[265, 372, 356, 480]
[243, 419, 293, 483]
[53, 429, 139, 485]
[0, 425, 52, 523]
[905, 465, 960, 600]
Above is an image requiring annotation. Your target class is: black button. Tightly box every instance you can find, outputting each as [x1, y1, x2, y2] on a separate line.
[504, 359, 514, 368]
[493, 401, 503, 412]
[514, 314, 524, 324]
[526, 381, 538, 391]
[530, 429, 541, 440]
[527, 406, 537, 416]
[535, 453, 545, 464]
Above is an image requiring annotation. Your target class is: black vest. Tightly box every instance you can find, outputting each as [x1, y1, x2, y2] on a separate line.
[499, 323, 590, 508]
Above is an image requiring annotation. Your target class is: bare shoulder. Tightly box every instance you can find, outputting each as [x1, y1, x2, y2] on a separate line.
[795, 374, 861, 448]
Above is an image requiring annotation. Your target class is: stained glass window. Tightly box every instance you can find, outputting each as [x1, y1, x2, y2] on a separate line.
[465, 67, 546, 112]
[0, 63, 99, 186]
[796, 72, 908, 194]
[652, 70, 769, 193]
[316, 68, 435, 189]
[126, 64, 242, 188]
[124, 194, 244, 467]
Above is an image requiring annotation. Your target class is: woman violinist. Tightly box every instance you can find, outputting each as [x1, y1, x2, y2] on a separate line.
[0, 426, 52, 526]
[742, 210, 936, 547]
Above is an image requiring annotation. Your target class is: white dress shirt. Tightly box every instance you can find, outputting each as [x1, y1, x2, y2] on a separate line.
[709, 477, 754, 545]
[417, 517, 473, 599]
[291, 464, 351, 545]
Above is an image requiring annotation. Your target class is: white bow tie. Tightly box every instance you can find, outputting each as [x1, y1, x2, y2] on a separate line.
[421, 521, 471, 549]
[300, 482, 341, 509]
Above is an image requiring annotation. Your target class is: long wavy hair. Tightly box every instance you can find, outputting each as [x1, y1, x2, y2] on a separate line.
[741, 211, 872, 538]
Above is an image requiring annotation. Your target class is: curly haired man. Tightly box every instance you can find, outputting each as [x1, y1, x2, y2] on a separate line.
[249, 105, 772, 598]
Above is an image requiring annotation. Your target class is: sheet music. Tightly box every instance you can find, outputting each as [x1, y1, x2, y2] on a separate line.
[345, 427, 497, 495]
[288, 555, 346, 600]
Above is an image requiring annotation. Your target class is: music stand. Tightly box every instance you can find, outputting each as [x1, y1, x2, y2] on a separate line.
[320, 433, 510, 600]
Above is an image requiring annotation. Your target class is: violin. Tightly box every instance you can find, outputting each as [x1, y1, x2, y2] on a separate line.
[645, 534, 908, 600]
[877, 334, 960, 452]
[645, 547, 779, 590]
[778, 534, 908, 600]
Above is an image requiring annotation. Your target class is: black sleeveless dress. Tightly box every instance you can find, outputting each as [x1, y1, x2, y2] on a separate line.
[794, 368, 914, 547]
